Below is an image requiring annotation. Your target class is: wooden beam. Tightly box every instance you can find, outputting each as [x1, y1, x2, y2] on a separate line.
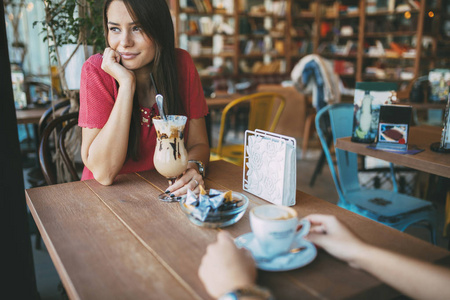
[0, 5, 38, 299]
[356, 0, 366, 82]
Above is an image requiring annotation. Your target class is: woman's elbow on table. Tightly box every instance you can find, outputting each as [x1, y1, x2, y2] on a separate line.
[89, 162, 120, 186]
[93, 172, 115, 186]
[81, 153, 117, 186]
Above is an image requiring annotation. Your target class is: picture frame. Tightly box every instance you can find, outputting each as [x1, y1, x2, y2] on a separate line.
[431, 94, 450, 152]
[375, 105, 412, 151]
[351, 82, 398, 143]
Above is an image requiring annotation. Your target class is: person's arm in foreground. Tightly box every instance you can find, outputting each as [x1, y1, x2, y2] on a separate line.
[304, 214, 450, 300]
[166, 117, 210, 196]
[198, 231, 257, 299]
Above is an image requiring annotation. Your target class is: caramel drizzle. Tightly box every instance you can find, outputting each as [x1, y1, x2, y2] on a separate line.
[156, 130, 183, 161]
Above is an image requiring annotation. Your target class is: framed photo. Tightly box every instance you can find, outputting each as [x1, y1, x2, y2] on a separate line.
[375, 105, 412, 151]
[430, 94, 450, 153]
[429, 69, 450, 102]
[441, 94, 450, 149]
[351, 82, 398, 143]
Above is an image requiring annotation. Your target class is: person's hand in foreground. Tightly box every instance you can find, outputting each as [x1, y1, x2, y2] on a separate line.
[198, 231, 256, 298]
[304, 214, 367, 268]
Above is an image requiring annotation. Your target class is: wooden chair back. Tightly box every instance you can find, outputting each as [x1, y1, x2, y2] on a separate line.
[38, 99, 71, 140]
[39, 112, 80, 185]
[217, 92, 286, 154]
[210, 92, 286, 166]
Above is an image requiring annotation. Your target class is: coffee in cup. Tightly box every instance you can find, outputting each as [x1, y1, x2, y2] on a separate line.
[250, 205, 310, 257]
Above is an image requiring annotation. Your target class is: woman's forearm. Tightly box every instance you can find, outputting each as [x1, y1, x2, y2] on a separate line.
[353, 244, 450, 300]
[188, 143, 210, 166]
[83, 83, 136, 185]
[186, 117, 210, 172]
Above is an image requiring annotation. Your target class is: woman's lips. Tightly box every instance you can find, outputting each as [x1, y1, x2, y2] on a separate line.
[119, 52, 138, 59]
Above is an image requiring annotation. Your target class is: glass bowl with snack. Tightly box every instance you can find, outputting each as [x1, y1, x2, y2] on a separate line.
[180, 187, 249, 228]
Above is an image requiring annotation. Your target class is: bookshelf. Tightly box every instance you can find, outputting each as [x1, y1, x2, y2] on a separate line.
[169, 0, 450, 97]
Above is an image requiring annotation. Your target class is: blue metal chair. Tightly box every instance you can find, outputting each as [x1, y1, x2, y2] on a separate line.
[315, 103, 437, 244]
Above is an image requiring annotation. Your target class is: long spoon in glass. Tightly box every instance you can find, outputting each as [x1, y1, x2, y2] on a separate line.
[150, 73, 167, 121]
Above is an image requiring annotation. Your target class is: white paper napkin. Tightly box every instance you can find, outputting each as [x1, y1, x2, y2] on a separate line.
[243, 130, 296, 206]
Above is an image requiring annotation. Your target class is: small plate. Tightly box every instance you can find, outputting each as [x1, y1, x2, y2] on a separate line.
[234, 232, 317, 272]
[179, 191, 249, 228]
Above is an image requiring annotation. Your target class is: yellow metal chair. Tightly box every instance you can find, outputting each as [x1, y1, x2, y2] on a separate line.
[210, 92, 286, 166]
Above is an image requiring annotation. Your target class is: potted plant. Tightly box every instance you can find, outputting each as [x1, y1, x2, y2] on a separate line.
[33, 0, 105, 183]
[33, 0, 105, 104]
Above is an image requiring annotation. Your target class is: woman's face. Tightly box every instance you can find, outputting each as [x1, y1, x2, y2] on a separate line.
[106, 0, 156, 71]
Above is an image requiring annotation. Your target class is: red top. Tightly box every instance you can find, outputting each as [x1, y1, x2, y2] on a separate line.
[79, 48, 208, 181]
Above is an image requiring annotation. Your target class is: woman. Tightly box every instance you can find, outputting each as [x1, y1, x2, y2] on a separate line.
[79, 0, 209, 196]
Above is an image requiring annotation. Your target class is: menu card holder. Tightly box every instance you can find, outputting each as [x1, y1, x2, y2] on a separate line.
[243, 129, 296, 206]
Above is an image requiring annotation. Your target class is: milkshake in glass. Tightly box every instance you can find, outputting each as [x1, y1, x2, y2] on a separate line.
[153, 115, 188, 201]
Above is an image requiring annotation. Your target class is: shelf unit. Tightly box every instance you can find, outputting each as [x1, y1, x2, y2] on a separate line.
[169, 0, 450, 96]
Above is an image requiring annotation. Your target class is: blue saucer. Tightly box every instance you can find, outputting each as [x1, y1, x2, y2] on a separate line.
[234, 232, 317, 272]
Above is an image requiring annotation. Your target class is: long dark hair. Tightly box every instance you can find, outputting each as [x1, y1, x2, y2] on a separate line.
[103, 0, 182, 161]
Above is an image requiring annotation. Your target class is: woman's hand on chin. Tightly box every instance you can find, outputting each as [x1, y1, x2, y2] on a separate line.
[101, 47, 135, 85]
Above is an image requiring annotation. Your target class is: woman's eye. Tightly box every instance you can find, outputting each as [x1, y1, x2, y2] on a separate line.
[132, 26, 142, 32]
[108, 27, 120, 32]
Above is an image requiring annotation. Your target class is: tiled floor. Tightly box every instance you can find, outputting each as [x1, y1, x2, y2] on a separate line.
[24, 136, 449, 299]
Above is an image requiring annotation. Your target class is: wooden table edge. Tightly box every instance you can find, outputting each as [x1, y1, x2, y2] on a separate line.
[25, 189, 81, 300]
[335, 137, 450, 179]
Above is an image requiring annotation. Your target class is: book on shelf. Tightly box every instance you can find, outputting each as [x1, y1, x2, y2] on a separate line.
[188, 20, 199, 34]
[239, 18, 252, 35]
[251, 60, 282, 74]
[388, 0, 395, 12]
[191, 0, 206, 12]
[188, 40, 202, 56]
[337, 41, 356, 56]
[244, 40, 254, 55]
[274, 40, 284, 55]
[299, 10, 314, 18]
[364, 67, 387, 79]
[367, 40, 385, 57]
[324, 2, 339, 18]
[186, 0, 199, 11]
[298, 41, 311, 54]
[199, 16, 213, 35]
[200, 47, 213, 55]
[317, 42, 333, 54]
[334, 60, 354, 75]
[203, 0, 213, 13]
[339, 5, 358, 15]
[271, 1, 286, 17]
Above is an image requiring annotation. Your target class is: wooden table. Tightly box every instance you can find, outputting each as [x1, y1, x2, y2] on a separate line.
[16, 99, 69, 125]
[16, 106, 47, 125]
[26, 161, 450, 300]
[336, 125, 450, 179]
[206, 93, 240, 109]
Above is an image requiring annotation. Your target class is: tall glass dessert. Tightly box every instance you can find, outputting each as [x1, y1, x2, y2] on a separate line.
[153, 115, 188, 201]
